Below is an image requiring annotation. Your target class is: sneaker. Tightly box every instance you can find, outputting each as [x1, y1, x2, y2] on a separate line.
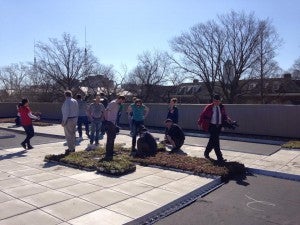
[65, 149, 70, 155]
[27, 145, 33, 150]
[21, 142, 26, 149]
[217, 158, 227, 163]
[204, 154, 211, 160]
[130, 151, 137, 157]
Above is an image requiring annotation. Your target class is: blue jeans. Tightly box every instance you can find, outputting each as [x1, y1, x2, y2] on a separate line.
[77, 116, 89, 138]
[90, 118, 102, 144]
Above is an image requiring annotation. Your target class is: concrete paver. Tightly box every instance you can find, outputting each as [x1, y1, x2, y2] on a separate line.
[0, 122, 299, 224]
[42, 198, 101, 221]
[0, 209, 62, 225]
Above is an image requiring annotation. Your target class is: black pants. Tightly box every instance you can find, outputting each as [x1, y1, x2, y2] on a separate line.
[204, 124, 223, 160]
[131, 120, 144, 151]
[22, 124, 34, 146]
[105, 121, 117, 159]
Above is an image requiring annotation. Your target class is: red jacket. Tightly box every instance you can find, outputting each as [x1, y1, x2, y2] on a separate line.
[19, 106, 32, 126]
[197, 103, 228, 132]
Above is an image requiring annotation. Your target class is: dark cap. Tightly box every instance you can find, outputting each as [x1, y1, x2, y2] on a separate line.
[165, 118, 173, 123]
[213, 94, 221, 101]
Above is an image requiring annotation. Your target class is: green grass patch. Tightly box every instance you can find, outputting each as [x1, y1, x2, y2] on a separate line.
[282, 140, 300, 149]
[44, 142, 246, 180]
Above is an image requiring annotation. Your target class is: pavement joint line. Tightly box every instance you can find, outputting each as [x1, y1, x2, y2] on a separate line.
[247, 167, 300, 182]
[124, 177, 223, 225]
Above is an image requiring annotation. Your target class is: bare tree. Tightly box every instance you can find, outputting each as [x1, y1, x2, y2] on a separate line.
[34, 33, 98, 96]
[291, 57, 300, 79]
[229, 18, 282, 103]
[170, 20, 225, 100]
[0, 63, 30, 101]
[126, 51, 172, 102]
[171, 11, 282, 103]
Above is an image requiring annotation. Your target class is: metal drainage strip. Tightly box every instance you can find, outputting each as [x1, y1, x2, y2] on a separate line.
[125, 176, 223, 225]
[247, 168, 300, 182]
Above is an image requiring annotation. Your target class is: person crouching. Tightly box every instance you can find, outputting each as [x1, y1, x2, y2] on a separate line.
[164, 119, 185, 153]
[136, 126, 157, 157]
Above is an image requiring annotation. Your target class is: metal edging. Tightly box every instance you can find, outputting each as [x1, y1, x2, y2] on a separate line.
[247, 167, 300, 182]
[124, 177, 223, 225]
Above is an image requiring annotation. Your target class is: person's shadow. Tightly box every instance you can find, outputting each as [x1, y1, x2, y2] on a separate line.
[0, 150, 27, 160]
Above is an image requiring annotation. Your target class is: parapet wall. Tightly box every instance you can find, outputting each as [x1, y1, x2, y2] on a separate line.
[0, 102, 299, 138]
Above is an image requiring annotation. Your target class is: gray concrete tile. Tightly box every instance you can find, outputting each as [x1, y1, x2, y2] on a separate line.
[57, 183, 103, 197]
[23, 172, 63, 183]
[7, 168, 44, 177]
[119, 168, 158, 181]
[106, 197, 159, 219]
[3, 183, 49, 198]
[136, 188, 181, 206]
[0, 199, 36, 220]
[0, 191, 14, 203]
[69, 172, 100, 182]
[39, 177, 80, 189]
[111, 180, 154, 196]
[154, 170, 189, 180]
[21, 190, 73, 207]
[68, 208, 132, 225]
[42, 198, 101, 221]
[0, 171, 15, 181]
[47, 167, 84, 177]
[0, 177, 32, 190]
[160, 179, 202, 195]
[80, 189, 130, 207]
[0, 209, 62, 225]
[134, 175, 174, 187]
[0, 163, 30, 172]
[87, 176, 127, 188]
[179, 175, 213, 186]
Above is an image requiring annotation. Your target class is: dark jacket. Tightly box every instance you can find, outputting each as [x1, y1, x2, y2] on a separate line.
[167, 106, 178, 124]
[198, 103, 228, 132]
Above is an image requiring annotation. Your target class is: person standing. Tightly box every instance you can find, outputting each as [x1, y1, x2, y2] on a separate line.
[198, 94, 231, 162]
[164, 119, 185, 153]
[61, 90, 79, 154]
[19, 98, 40, 149]
[127, 97, 137, 136]
[87, 95, 105, 145]
[76, 94, 90, 140]
[127, 98, 149, 153]
[166, 98, 179, 124]
[103, 95, 126, 160]
[164, 98, 179, 142]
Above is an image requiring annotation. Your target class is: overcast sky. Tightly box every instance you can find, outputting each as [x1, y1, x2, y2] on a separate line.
[1, 0, 299, 73]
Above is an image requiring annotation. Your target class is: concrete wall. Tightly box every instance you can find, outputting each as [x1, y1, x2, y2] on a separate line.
[1, 102, 299, 138]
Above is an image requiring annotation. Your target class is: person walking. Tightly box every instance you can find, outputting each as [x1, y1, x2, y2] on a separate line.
[127, 98, 149, 154]
[103, 95, 126, 160]
[61, 90, 79, 154]
[164, 119, 185, 153]
[198, 94, 231, 162]
[76, 94, 90, 140]
[19, 98, 40, 149]
[87, 95, 105, 145]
